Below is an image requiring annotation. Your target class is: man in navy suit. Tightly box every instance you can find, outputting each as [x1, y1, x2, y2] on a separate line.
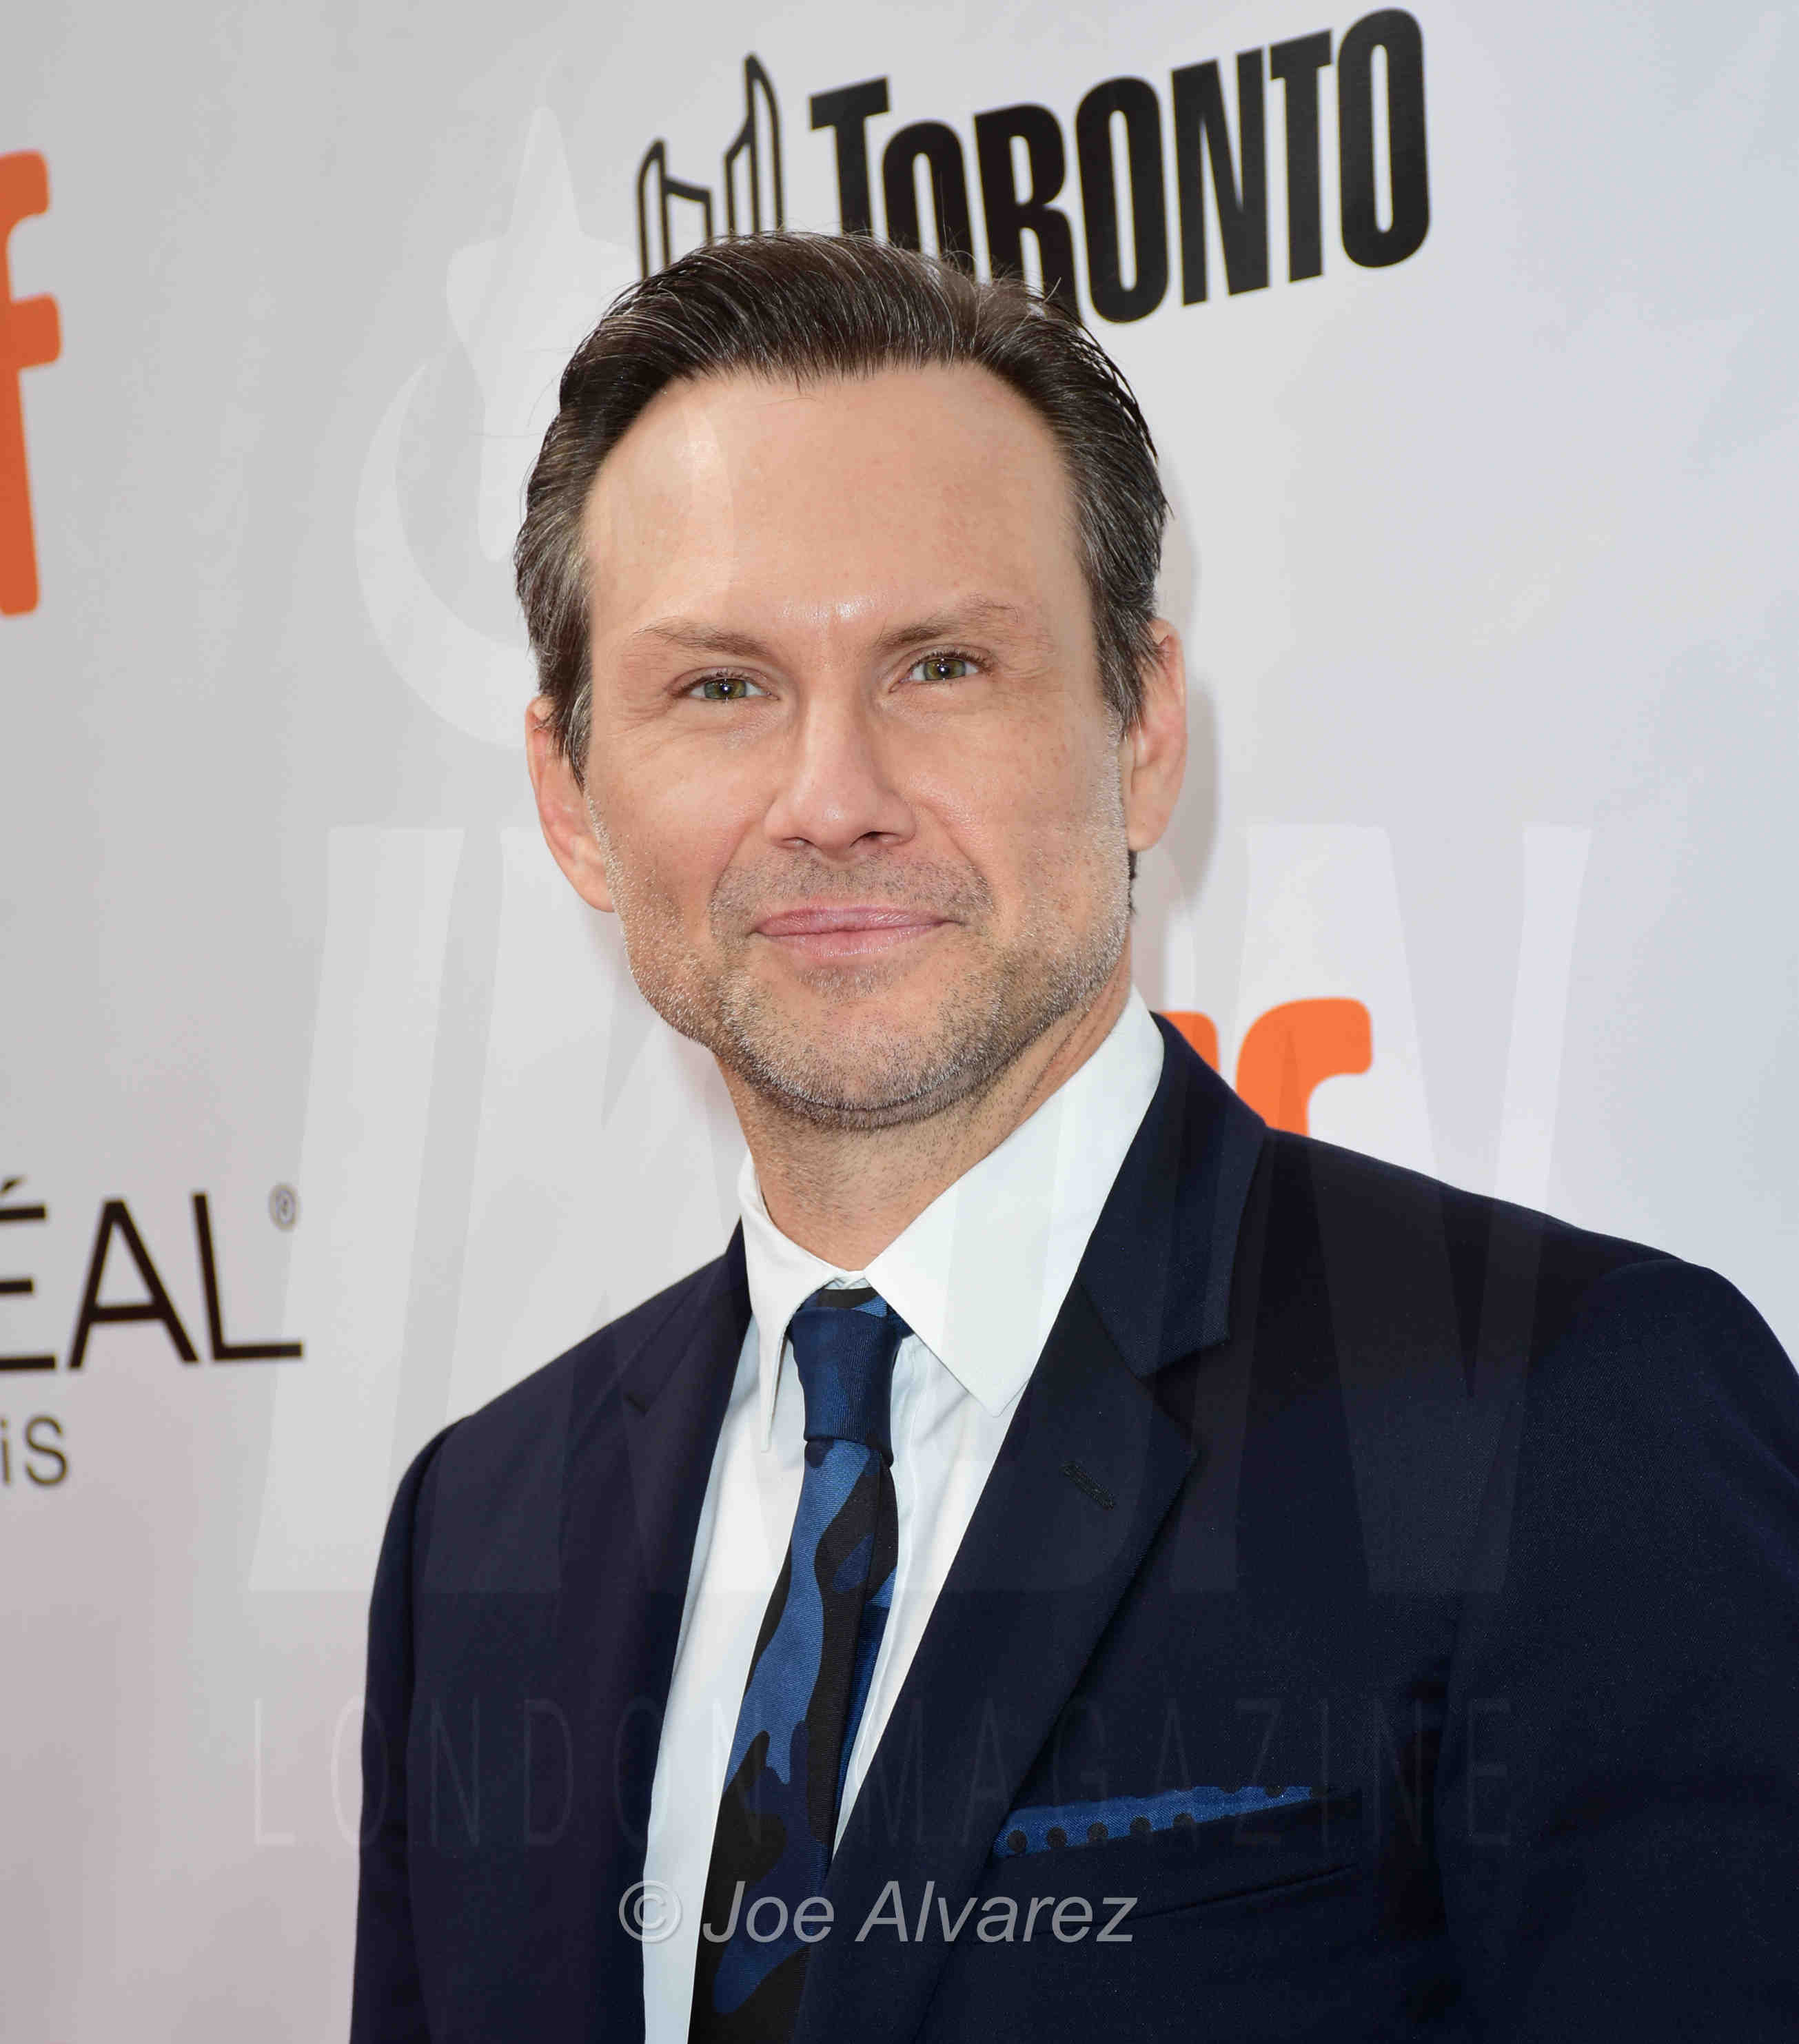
[350, 234, 1799, 2041]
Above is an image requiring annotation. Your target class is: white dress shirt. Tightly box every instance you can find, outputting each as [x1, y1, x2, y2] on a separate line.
[640, 990, 1165, 2040]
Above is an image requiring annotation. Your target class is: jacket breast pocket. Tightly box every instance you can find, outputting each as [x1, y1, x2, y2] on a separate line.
[983, 1786, 1363, 1923]
[919, 1792, 1374, 2044]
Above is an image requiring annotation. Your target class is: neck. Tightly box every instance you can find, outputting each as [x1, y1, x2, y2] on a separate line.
[726, 946, 1135, 1269]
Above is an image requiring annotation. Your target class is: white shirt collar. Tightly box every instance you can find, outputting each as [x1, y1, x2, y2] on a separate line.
[737, 989, 1166, 1448]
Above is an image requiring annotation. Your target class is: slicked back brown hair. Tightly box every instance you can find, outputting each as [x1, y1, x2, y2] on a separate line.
[515, 231, 1169, 781]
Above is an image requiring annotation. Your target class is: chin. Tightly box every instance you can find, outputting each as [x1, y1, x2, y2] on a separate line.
[713, 992, 1013, 1129]
[767, 1032, 988, 1125]
[640, 902, 1127, 1127]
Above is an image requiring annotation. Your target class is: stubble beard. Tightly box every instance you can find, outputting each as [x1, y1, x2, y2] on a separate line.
[594, 818, 1132, 1133]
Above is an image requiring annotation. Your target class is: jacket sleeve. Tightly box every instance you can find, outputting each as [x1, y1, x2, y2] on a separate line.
[1438, 1258, 1799, 2034]
[348, 1424, 457, 2044]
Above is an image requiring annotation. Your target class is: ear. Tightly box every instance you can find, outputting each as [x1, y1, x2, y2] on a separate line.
[1119, 620, 1188, 853]
[525, 696, 616, 914]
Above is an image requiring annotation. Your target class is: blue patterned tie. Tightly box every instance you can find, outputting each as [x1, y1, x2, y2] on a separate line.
[690, 1285, 908, 2041]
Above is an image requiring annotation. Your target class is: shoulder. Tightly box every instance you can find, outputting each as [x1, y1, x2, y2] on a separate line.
[1255, 1125, 1797, 1462]
[469, 1249, 732, 1433]
[1234, 1130, 1798, 1591]
[1498, 1249, 1799, 1498]
[384, 1247, 738, 1555]
[1254, 1126, 1679, 1361]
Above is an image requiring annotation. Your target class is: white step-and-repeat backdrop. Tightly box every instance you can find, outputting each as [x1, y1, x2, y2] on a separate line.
[3, 1, 1795, 2034]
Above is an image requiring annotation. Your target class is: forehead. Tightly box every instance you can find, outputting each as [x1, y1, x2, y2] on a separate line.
[578, 362, 1084, 642]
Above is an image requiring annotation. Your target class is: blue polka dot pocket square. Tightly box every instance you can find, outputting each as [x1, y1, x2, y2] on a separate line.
[983, 1785, 1365, 1925]
[994, 1785, 1322, 1860]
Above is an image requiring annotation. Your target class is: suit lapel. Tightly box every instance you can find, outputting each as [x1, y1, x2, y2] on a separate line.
[566, 1230, 750, 2021]
[614, 1225, 753, 1603]
[793, 1027, 1266, 2044]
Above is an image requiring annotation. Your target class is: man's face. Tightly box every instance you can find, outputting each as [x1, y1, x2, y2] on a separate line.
[531, 362, 1183, 1127]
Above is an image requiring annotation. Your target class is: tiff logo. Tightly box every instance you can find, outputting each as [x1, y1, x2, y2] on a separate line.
[631, 20, 1430, 318]
[638, 58, 784, 278]
[1, 150, 59, 617]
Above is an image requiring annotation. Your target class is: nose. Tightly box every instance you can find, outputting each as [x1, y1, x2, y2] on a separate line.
[761, 686, 916, 859]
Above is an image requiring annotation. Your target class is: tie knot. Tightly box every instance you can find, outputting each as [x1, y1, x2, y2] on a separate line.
[787, 1285, 908, 1461]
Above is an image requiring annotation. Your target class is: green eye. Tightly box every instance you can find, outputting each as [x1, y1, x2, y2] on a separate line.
[695, 675, 758, 701]
[913, 653, 975, 683]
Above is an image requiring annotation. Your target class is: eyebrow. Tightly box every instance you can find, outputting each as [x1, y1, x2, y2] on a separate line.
[873, 600, 1041, 656]
[633, 620, 771, 660]
[629, 597, 1043, 664]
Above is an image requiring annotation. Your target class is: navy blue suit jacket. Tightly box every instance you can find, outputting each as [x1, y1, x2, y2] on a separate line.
[351, 1021, 1799, 2039]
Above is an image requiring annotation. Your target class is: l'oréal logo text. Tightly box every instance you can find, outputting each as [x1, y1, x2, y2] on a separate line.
[636, 13, 1429, 321]
[0, 1176, 303, 1374]
[2, 1174, 303, 1495]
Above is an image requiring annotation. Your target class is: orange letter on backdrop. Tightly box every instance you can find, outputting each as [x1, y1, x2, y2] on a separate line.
[1161, 1000, 1373, 1134]
[0, 151, 60, 618]
[1234, 998, 1372, 1134]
